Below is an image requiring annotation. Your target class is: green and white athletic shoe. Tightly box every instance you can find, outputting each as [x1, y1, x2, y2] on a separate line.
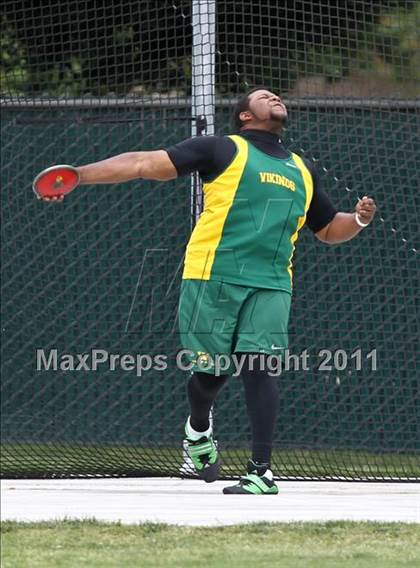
[184, 418, 220, 483]
[223, 460, 278, 495]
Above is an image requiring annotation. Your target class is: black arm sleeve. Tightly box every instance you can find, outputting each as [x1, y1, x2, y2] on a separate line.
[304, 158, 338, 233]
[165, 136, 236, 182]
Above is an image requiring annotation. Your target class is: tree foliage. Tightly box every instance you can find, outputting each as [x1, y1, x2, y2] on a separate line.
[1, 0, 418, 98]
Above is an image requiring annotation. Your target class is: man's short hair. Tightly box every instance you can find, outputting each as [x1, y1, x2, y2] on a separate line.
[231, 86, 278, 132]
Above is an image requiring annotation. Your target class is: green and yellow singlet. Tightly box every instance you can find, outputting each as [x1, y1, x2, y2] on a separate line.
[183, 135, 313, 293]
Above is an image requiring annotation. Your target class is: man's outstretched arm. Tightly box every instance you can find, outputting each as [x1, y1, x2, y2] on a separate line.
[315, 196, 377, 244]
[41, 150, 178, 201]
[41, 150, 178, 202]
[77, 150, 178, 184]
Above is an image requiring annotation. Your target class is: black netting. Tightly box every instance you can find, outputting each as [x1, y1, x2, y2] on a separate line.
[1, 0, 419, 481]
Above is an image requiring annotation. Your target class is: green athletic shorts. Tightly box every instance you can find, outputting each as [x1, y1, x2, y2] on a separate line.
[178, 279, 291, 375]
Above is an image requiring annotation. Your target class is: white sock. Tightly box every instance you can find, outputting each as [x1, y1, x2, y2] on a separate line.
[185, 416, 212, 441]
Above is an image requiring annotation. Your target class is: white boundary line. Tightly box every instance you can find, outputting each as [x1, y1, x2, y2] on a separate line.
[2, 478, 419, 526]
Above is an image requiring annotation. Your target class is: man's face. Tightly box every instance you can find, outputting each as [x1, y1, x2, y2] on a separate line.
[241, 89, 288, 128]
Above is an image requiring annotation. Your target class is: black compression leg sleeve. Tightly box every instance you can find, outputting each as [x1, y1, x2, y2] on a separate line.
[187, 372, 229, 432]
[239, 354, 280, 465]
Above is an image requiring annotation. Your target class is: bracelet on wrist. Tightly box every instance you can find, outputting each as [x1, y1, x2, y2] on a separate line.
[355, 213, 370, 228]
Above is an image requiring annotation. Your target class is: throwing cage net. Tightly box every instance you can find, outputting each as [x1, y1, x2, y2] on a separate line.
[1, 0, 419, 480]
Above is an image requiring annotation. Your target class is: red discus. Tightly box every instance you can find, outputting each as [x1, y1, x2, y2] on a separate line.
[32, 165, 80, 199]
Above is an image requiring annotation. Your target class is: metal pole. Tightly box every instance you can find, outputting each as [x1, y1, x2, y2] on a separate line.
[191, 0, 216, 225]
[181, 3, 216, 468]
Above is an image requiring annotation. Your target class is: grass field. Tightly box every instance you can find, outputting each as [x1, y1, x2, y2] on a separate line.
[2, 443, 419, 480]
[1, 520, 420, 568]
